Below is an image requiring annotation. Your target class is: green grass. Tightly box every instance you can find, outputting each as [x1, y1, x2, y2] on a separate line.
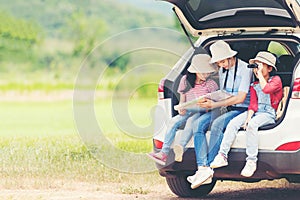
[0, 97, 162, 190]
[0, 101, 75, 136]
[0, 97, 156, 137]
[0, 135, 163, 191]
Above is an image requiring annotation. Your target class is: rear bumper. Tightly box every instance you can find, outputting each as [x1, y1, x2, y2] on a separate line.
[157, 148, 300, 182]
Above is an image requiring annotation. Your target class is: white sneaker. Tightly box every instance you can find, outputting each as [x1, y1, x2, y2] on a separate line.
[241, 160, 257, 177]
[173, 144, 184, 162]
[190, 167, 214, 189]
[201, 177, 212, 185]
[188, 174, 212, 185]
[187, 173, 197, 183]
[210, 153, 228, 169]
[187, 166, 208, 183]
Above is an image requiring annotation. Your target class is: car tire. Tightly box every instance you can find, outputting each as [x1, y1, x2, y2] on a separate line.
[165, 174, 216, 197]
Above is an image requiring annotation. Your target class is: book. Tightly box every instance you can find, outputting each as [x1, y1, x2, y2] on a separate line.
[174, 90, 233, 111]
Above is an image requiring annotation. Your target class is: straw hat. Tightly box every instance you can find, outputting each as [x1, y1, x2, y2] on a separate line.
[188, 54, 216, 73]
[249, 51, 277, 71]
[209, 40, 237, 63]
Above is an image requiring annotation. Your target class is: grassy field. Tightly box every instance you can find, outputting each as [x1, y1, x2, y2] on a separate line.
[1, 93, 299, 199]
[0, 96, 164, 193]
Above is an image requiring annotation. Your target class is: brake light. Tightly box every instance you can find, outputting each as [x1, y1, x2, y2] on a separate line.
[158, 79, 165, 100]
[154, 139, 163, 149]
[292, 77, 300, 99]
[275, 141, 300, 151]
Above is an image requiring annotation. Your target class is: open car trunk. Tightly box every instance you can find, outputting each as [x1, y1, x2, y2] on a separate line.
[161, 0, 300, 36]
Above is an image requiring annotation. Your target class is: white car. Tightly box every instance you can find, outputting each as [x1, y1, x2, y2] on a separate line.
[152, 0, 300, 197]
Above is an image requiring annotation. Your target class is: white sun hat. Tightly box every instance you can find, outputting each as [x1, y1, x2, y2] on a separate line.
[188, 54, 216, 73]
[249, 51, 277, 71]
[209, 40, 237, 63]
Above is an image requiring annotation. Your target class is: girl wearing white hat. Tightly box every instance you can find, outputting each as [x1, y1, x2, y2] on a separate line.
[189, 40, 253, 189]
[147, 54, 218, 165]
[210, 51, 282, 177]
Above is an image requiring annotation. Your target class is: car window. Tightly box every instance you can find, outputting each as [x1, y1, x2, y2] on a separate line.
[268, 41, 289, 57]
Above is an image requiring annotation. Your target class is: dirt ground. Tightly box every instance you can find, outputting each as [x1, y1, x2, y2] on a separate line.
[0, 179, 299, 200]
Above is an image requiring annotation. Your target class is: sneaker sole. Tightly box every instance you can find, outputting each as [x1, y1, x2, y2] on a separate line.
[210, 162, 228, 169]
[173, 145, 184, 162]
[191, 174, 213, 189]
[240, 170, 255, 177]
[146, 153, 166, 166]
[189, 176, 212, 185]
[202, 177, 213, 185]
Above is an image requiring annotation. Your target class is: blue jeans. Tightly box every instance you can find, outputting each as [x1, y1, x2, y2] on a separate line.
[193, 109, 243, 166]
[161, 111, 201, 154]
[178, 112, 202, 148]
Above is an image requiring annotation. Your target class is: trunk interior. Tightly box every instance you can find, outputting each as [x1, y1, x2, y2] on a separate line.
[165, 35, 300, 130]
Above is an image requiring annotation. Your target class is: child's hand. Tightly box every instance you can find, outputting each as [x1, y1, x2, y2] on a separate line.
[178, 109, 186, 115]
[242, 121, 248, 130]
[197, 98, 206, 104]
[198, 98, 214, 109]
[256, 63, 264, 76]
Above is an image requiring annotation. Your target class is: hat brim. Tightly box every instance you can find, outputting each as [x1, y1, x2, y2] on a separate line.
[210, 50, 237, 63]
[249, 58, 277, 71]
[188, 64, 216, 73]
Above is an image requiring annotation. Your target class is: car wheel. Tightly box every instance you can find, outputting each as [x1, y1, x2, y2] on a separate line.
[286, 175, 300, 183]
[165, 174, 216, 197]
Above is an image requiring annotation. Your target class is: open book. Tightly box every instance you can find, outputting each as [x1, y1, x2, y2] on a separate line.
[174, 90, 233, 111]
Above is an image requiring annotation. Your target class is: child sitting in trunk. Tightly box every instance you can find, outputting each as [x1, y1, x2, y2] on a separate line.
[147, 54, 218, 165]
[210, 51, 283, 177]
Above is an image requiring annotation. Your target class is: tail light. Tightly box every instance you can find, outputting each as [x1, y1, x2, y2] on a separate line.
[276, 141, 300, 151]
[154, 139, 163, 149]
[292, 77, 300, 99]
[158, 79, 165, 100]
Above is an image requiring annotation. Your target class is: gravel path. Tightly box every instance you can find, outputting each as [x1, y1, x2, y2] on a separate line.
[0, 179, 299, 200]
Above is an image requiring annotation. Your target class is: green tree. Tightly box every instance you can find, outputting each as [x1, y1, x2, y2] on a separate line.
[67, 10, 107, 57]
[106, 52, 130, 72]
[0, 11, 43, 50]
[0, 10, 43, 72]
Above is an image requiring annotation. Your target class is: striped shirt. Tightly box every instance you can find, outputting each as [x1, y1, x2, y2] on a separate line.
[177, 75, 219, 102]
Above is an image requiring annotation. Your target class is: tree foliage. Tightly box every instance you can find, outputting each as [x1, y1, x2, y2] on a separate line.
[104, 52, 130, 72]
[66, 10, 107, 57]
[0, 11, 43, 50]
[0, 0, 175, 73]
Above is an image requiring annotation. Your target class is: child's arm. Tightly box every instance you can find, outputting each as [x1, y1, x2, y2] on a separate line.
[198, 72, 251, 109]
[256, 63, 268, 89]
[243, 85, 257, 129]
[262, 76, 282, 94]
[178, 93, 187, 115]
[256, 63, 282, 93]
[242, 110, 255, 130]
